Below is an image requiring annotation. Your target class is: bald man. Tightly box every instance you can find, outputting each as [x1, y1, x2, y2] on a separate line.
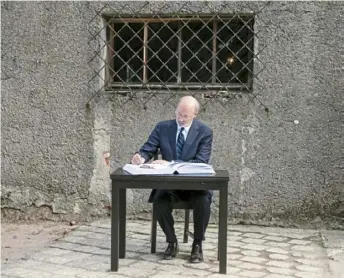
[131, 96, 213, 263]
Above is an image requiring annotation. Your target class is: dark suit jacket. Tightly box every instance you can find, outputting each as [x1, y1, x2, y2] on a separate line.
[136, 119, 213, 203]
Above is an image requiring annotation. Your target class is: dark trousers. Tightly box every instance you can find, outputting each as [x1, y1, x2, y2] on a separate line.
[152, 189, 211, 243]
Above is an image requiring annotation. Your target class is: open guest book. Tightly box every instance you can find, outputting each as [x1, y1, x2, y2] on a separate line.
[123, 162, 215, 175]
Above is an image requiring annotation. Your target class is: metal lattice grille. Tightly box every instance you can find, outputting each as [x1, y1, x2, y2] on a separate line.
[88, 2, 270, 108]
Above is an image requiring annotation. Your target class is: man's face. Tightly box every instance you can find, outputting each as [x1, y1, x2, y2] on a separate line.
[175, 103, 197, 127]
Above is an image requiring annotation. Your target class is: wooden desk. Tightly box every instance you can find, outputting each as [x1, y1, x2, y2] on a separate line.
[110, 168, 229, 274]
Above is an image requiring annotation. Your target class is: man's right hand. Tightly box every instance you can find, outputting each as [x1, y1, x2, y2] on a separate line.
[131, 153, 145, 165]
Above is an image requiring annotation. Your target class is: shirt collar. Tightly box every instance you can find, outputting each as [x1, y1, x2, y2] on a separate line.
[176, 120, 192, 133]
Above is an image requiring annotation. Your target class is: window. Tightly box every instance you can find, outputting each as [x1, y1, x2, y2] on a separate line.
[105, 15, 254, 91]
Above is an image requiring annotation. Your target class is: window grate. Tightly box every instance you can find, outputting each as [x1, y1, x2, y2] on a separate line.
[88, 2, 271, 109]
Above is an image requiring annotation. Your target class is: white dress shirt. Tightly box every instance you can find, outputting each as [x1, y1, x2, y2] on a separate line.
[176, 120, 192, 143]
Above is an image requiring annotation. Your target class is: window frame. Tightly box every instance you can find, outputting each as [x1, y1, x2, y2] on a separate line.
[104, 14, 255, 92]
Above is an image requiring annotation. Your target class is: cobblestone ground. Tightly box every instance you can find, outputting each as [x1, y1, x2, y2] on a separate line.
[2, 220, 343, 278]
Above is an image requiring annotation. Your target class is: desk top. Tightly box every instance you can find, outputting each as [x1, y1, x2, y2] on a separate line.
[110, 168, 229, 182]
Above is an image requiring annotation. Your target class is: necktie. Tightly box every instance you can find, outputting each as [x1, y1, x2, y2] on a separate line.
[176, 127, 185, 160]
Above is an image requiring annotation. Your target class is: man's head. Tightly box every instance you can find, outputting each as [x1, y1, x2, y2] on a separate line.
[175, 96, 200, 127]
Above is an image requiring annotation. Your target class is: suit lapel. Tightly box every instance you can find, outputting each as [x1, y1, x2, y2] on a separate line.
[169, 121, 177, 159]
[181, 121, 199, 159]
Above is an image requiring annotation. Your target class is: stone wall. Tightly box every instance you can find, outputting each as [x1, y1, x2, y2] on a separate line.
[1, 1, 343, 228]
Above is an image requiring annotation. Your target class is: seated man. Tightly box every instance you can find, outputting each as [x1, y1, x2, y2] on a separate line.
[131, 96, 213, 263]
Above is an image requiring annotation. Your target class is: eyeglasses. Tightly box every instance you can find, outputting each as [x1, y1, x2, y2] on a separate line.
[175, 110, 194, 120]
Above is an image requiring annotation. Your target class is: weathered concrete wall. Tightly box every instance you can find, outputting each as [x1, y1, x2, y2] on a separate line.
[1, 2, 109, 221]
[1, 1, 343, 229]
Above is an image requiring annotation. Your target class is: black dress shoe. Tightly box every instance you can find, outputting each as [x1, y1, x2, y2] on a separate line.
[163, 242, 179, 260]
[190, 244, 203, 263]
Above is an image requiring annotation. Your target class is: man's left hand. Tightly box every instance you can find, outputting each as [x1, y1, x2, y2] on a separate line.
[151, 160, 169, 164]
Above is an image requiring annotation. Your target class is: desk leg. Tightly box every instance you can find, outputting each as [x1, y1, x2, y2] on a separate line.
[119, 188, 126, 258]
[218, 182, 228, 274]
[111, 180, 119, 271]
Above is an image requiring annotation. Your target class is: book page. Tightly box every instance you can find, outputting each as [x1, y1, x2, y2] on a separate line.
[123, 164, 175, 175]
[123, 162, 215, 175]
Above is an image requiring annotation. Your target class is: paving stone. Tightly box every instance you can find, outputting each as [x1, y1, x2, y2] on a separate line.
[288, 233, 317, 239]
[72, 230, 97, 237]
[17, 260, 63, 273]
[239, 262, 264, 270]
[117, 261, 158, 277]
[239, 256, 267, 264]
[291, 252, 304, 257]
[184, 261, 212, 270]
[267, 267, 295, 275]
[203, 250, 218, 259]
[238, 270, 266, 278]
[128, 233, 150, 240]
[63, 235, 87, 244]
[240, 243, 266, 251]
[88, 240, 112, 249]
[296, 252, 327, 259]
[242, 233, 265, 239]
[228, 260, 242, 266]
[268, 254, 289, 260]
[291, 245, 323, 252]
[85, 262, 111, 272]
[295, 272, 327, 278]
[221, 266, 240, 274]
[126, 243, 149, 252]
[125, 251, 144, 259]
[185, 269, 214, 277]
[228, 241, 244, 247]
[119, 258, 138, 267]
[293, 257, 327, 267]
[53, 266, 89, 276]
[157, 258, 185, 266]
[49, 241, 81, 250]
[265, 274, 295, 278]
[150, 274, 185, 278]
[241, 238, 266, 245]
[264, 242, 290, 248]
[140, 253, 161, 262]
[287, 239, 311, 245]
[227, 247, 241, 253]
[1, 267, 32, 277]
[266, 260, 293, 269]
[92, 248, 111, 256]
[204, 237, 218, 244]
[227, 253, 242, 260]
[156, 264, 209, 276]
[227, 236, 243, 241]
[154, 264, 183, 274]
[206, 231, 219, 238]
[227, 231, 243, 236]
[74, 245, 104, 253]
[39, 248, 74, 256]
[265, 232, 290, 237]
[241, 250, 261, 257]
[89, 221, 111, 228]
[66, 254, 110, 268]
[13, 270, 66, 278]
[43, 255, 81, 264]
[265, 229, 317, 239]
[3, 220, 337, 278]
[264, 236, 288, 242]
[295, 264, 325, 272]
[203, 243, 218, 250]
[75, 272, 126, 278]
[207, 274, 240, 278]
[266, 247, 289, 255]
